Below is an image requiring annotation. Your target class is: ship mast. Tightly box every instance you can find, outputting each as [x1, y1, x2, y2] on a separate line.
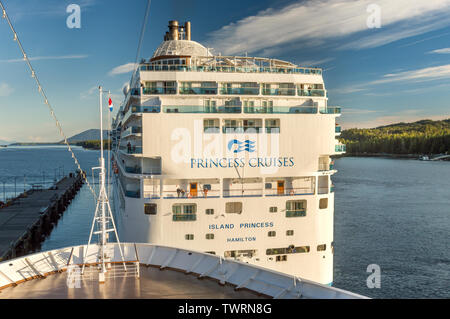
[81, 86, 127, 283]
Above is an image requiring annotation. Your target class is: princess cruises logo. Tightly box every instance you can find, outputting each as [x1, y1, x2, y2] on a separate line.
[227, 139, 256, 153]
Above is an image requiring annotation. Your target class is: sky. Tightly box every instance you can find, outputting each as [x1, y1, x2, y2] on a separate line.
[0, 0, 450, 142]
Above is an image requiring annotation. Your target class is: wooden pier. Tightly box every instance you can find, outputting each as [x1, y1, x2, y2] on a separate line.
[0, 172, 84, 261]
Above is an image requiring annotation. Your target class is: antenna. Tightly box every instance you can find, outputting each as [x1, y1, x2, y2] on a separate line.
[81, 86, 127, 283]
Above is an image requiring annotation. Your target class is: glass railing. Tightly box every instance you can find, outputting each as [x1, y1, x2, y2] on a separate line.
[131, 105, 161, 113]
[125, 190, 140, 198]
[139, 64, 322, 75]
[163, 105, 241, 113]
[285, 210, 306, 217]
[125, 166, 141, 174]
[179, 87, 218, 95]
[265, 127, 280, 133]
[330, 185, 335, 193]
[335, 126, 342, 133]
[220, 88, 259, 95]
[262, 88, 296, 96]
[142, 87, 176, 95]
[120, 145, 143, 154]
[335, 144, 346, 152]
[222, 127, 263, 134]
[298, 89, 325, 97]
[320, 107, 341, 114]
[244, 106, 318, 114]
[204, 127, 220, 133]
[172, 213, 197, 221]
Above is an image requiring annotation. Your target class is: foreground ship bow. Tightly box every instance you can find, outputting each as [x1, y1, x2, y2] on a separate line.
[111, 20, 346, 286]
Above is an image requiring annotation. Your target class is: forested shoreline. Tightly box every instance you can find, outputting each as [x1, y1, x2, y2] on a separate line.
[339, 119, 450, 155]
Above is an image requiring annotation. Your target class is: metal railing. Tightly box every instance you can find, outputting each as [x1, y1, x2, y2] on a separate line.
[163, 189, 221, 198]
[320, 107, 341, 114]
[223, 188, 263, 197]
[265, 187, 315, 196]
[179, 87, 218, 95]
[163, 105, 241, 113]
[335, 144, 346, 152]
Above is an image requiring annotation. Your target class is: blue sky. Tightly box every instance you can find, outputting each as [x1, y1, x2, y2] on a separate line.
[1, 0, 450, 142]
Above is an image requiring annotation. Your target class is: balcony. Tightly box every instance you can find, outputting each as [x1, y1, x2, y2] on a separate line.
[298, 89, 325, 97]
[223, 189, 263, 197]
[172, 213, 197, 221]
[120, 145, 143, 155]
[335, 125, 342, 134]
[335, 144, 346, 153]
[222, 127, 263, 134]
[265, 187, 315, 196]
[122, 126, 142, 138]
[244, 106, 318, 114]
[142, 87, 176, 95]
[319, 163, 335, 171]
[125, 190, 140, 198]
[131, 105, 161, 113]
[163, 189, 220, 199]
[262, 88, 296, 96]
[163, 105, 241, 113]
[320, 107, 341, 114]
[220, 88, 259, 95]
[285, 210, 306, 217]
[179, 87, 217, 95]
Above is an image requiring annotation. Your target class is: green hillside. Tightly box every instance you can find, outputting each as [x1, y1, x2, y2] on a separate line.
[340, 119, 450, 155]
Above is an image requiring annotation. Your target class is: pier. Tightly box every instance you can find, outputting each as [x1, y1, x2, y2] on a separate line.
[0, 172, 84, 261]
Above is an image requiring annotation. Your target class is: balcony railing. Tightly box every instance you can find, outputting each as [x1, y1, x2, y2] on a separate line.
[179, 87, 218, 95]
[163, 105, 241, 113]
[139, 64, 322, 75]
[320, 107, 341, 114]
[122, 126, 142, 138]
[143, 191, 160, 199]
[243, 106, 318, 114]
[125, 166, 141, 174]
[131, 105, 161, 113]
[222, 127, 263, 134]
[262, 88, 296, 96]
[142, 87, 176, 95]
[335, 144, 346, 153]
[173, 213, 197, 221]
[265, 187, 315, 196]
[220, 88, 259, 95]
[125, 190, 140, 198]
[223, 189, 263, 197]
[163, 189, 220, 199]
[298, 89, 325, 97]
[335, 126, 342, 133]
[286, 210, 306, 217]
[120, 145, 143, 154]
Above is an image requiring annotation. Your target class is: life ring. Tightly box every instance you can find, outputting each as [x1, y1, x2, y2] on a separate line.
[187, 193, 192, 198]
[290, 190, 294, 196]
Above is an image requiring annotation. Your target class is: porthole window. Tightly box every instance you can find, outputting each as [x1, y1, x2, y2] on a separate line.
[205, 208, 214, 215]
[269, 206, 277, 213]
[144, 203, 157, 215]
[319, 198, 328, 209]
[286, 230, 294, 236]
[317, 244, 326, 251]
[206, 233, 215, 240]
[268, 231, 276, 237]
[185, 234, 194, 240]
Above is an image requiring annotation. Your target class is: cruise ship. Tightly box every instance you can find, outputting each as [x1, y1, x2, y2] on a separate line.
[111, 20, 346, 286]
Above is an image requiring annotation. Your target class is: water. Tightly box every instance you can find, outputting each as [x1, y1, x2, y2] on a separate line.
[1, 147, 449, 298]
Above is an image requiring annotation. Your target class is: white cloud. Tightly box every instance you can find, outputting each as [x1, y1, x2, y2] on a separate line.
[206, 0, 450, 55]
[370, 64, 450, 85]
[80, 86, 98, 99]
[108, 63, 137, 76]
[0, 55, 88, 63]
[428, 48, 450, 54]
[0, 83, 14, 97]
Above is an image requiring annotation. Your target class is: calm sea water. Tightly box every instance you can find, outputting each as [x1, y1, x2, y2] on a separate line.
[0, 147, 449, 298]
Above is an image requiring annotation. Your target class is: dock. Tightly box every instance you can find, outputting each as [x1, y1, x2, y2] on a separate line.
[0, 172, 84, 261]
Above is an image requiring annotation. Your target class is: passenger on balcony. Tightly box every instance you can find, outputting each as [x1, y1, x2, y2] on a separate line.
[127, 142, 131, 153]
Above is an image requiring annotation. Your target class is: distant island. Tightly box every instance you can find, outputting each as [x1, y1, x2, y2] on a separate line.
[340, 119, 450, 156]
[7, 129, 110, 150]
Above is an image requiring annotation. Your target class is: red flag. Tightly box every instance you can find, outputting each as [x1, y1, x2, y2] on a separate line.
[108, 97, 113, 112]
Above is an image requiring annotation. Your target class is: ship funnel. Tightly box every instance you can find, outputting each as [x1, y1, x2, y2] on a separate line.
[168, 20, 179, 40]
[185, 21, 191, 40]
[164, 20, 192, 41]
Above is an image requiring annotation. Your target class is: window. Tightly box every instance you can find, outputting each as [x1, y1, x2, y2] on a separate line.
[286, 230, 294, 236]
[268, 231, 276, 237]
[269, 206, 277, 213]
[206, 233, 215, 240]
[226, 202, 242, 214]
[265, 119, 280, 133]
[205, 251, 216, 255]
[276, 255, 287, 262]
[266, 246, 310, 255]
[205, 208, 214, 215]
[317, 244, 326, 251]
[224, 249, 256, 258]
[243, 119, 262, 133]
[204, 119, 220, 133]
[185, 234, 194, 240]
[286, 200, 307, 217]
[319, 198, 328, 209]
[173, 204, 197, 221]
[144, 203, 157, 215]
